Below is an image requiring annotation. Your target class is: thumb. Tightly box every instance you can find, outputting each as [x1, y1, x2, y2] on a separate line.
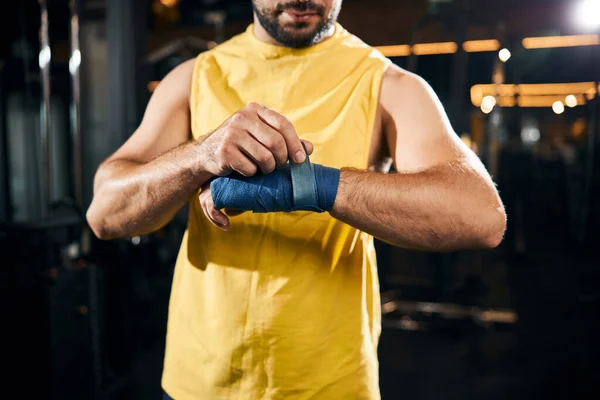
[300, 140, 314, 156]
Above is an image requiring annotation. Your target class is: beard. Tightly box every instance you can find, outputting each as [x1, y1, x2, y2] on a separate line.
[252, 1, 341, 49]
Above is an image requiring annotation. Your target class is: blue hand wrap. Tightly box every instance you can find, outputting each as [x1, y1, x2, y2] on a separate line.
[210, 163, 340, 213]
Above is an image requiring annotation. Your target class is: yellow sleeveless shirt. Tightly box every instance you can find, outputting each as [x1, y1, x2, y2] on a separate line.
[163, 24, 391, 400]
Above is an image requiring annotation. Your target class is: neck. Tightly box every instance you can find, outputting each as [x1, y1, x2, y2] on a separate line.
[252, 15, 335, 47]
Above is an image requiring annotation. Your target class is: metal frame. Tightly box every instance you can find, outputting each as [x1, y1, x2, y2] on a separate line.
[39, 0, 52, 218]
[107, 0, 147, 150]
[70, 0, 83, 212]
[0, 73, 11, 222]
[107, 0, 129, 150]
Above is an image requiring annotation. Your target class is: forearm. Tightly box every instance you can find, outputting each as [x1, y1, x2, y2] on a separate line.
[87, 140, 211, 239]
[330, 159, 506, 251]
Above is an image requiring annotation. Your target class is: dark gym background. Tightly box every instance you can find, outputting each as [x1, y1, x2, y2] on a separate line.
[2, 0, 600, 399]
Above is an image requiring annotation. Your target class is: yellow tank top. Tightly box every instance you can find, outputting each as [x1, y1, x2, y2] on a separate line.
[163, 24, 391, 400]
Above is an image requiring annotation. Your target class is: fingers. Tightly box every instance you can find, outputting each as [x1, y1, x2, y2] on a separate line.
[221, 144, 258, 177]
[206, 102, 314, 178]
[255, 106, 308, 164]
[244, 120, 289, 167]
[200, 186, 230, 230]
[234, 131, 277, 174]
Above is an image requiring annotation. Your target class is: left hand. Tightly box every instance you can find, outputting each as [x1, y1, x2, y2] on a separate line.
[199, 182, 244, 230]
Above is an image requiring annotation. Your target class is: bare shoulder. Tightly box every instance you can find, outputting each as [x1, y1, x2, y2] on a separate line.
[152, 58, 197, 105]
[379, 64, 443, 114]
[137, 57, 198, 132]
[379, 63, 452, 134]
[378, 64, 463, 171]
[109, 58, 199, 163]
[380, 63, 410, 86]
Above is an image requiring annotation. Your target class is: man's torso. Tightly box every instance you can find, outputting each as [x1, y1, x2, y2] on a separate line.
[162, 24, 391, 400]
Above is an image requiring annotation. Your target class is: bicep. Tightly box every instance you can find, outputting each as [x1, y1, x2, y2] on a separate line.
[109, 59, 195, 164]
[381, 66, 473, 173]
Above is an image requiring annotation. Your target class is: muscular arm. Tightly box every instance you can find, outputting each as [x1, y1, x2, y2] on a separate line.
[87, 60, 209, 239]
[330, 66, 506, 251]
[88, 59, 312, 239]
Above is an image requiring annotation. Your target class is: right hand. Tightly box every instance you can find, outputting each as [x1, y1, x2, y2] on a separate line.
[198, 102, 313, 177]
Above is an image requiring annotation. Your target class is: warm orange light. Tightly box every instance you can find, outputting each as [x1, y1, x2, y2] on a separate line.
[518, 82, 597, 96]
[570, 94, 586, 106]
[148, 81, 160, 92]
[517, 96, 553, 108]
[472, 90, 588, 108]
[474, 95, 570, 108]
[477, 95, 518, 109]
[498, 85, 518, 97]
[572, 119, 586, 137]
[497, 96, 516, 107]
[160, 0, 179, 6]
[374, 34, 600, 58]
[374, 45, 411, 57]
[463, 39, 500, 52]
[412, 42, 458, 55]
[587, 85, 600, 100]
[470, 86, 483, 106]
[460, 134, 472, 148]
[470, 84, 517, 106]
[517, 95, 577, 108]
[522, 34, 600, 49]
[471, 82, 598, 107]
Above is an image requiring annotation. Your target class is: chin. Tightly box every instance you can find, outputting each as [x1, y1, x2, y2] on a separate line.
[284, 24, 320, 37]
